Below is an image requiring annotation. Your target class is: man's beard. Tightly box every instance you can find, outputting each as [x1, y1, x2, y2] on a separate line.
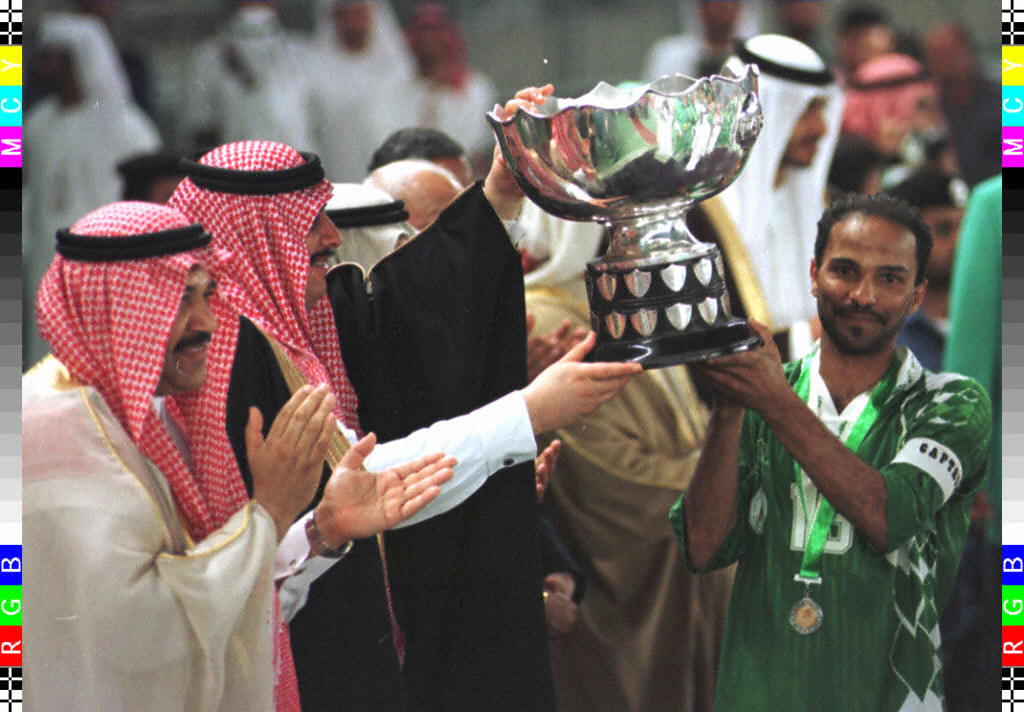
[818, 302, 906, 356]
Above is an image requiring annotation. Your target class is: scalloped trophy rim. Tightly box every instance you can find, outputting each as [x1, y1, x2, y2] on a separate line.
[485, 64, 760, 127]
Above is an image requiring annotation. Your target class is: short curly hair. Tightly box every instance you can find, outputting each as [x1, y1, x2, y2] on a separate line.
[814, 193, 933, 284]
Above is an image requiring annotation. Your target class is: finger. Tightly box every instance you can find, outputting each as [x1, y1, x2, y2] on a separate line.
[571, 361, 642, 380]
[301, 395, 337, 467]
[398, 485, 444, 520]
[244, 406, 265, 458]
[340, 432, 377, 471]
[402, 466, 455, 500]
[746, 318, 773, 344]
[266, 385, 312, 441]
[549, 319, 573, 341]
[276, 384, 330, 445]
[556, 331, 596, 363]
[299, 393, 337, 467]
[393, 452, 448, 479]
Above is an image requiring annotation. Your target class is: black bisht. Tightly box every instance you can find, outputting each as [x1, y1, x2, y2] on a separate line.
[320, 182, 554, 712]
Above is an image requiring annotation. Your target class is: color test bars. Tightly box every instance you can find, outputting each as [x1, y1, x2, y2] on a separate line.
[1, 9, 19, 701]
[1006, 17, 1024, 694]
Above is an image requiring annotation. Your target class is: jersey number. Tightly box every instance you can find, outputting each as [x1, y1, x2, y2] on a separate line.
[789, 483, 854, 555]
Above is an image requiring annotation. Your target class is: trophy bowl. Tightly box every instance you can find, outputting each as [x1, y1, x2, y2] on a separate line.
[487, 65, 765, 368]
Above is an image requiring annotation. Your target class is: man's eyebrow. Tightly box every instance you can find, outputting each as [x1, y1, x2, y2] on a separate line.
[877, 265, 910, 273]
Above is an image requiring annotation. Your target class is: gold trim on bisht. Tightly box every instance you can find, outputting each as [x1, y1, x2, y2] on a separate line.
[254, 325, 352, 470]
[700, 196, 777, 333]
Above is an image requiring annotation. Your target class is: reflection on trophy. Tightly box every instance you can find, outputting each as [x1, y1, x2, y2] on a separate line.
[487, 65, 765, 368]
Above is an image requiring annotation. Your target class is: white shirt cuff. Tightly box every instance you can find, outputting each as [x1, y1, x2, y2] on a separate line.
[274, 512, 350, 622]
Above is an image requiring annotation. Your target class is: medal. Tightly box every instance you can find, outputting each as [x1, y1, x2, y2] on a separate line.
[789, 595, 823, 635]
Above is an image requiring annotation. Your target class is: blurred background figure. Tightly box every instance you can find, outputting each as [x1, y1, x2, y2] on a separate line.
[694, 34, 842, 360]
[645, 0, 759, 80]
[774, 0, 826, 51]
[923, 22, 1000, 186]
[368, 127, 473, 187]
[25, 11, 161, 368]
[834, 3, 895, 82]
[826, 134, 884, 201]
[310, 0, 413, 181]
[390, 3, 496, 176]
[116, 151, 185, 204]
[885, 167, 969, 370]
[841, 54, 953, 179]
[178, 0, 318, 152]
[74, 0, 155, 116]
[325, 181, 414, 267]
[365, 158, 463, 231]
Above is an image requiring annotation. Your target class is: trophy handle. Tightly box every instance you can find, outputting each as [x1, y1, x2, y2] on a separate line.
[734, 91, 763, 150]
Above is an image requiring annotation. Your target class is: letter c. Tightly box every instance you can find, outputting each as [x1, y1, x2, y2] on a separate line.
[1005, 98, 1024, 114]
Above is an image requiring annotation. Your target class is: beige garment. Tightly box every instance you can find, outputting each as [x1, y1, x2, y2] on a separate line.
[23, 359, 278, 712]
[528, 286, 733, 712]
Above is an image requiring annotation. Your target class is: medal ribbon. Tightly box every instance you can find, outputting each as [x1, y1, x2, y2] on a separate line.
[792, 349, 899, 583]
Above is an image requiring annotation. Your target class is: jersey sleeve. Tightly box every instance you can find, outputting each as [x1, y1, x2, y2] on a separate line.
[881, 375, 992, 552]
[670, 408, 762, 573]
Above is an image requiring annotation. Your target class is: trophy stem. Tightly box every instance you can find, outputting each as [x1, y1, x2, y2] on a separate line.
[596, 205, 713, 272]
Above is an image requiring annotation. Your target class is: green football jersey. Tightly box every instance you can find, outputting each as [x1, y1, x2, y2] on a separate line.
[670, 348, 991, 712]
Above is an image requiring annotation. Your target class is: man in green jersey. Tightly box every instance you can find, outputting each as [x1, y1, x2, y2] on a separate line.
[671, 193, 991, 711]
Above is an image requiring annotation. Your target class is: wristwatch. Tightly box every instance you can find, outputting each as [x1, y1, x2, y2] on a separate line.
[305, 509, 353, 559]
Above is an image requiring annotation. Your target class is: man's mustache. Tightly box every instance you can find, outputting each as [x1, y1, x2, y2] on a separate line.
[174, 331, 212, 352]
[836, 304, 884, 323]
[310, 248, 333, 265]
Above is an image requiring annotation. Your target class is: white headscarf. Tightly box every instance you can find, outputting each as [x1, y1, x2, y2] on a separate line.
[312, 0, 414, 83]
[25, 13, 161, 367]
[178, 4, 317, 151]
[308, 1, 415, 181]
[325, 182, 414, 269]
[645, 0, 763, 80]
[520, 202, 604, 297]
[716, 34, 843, 332]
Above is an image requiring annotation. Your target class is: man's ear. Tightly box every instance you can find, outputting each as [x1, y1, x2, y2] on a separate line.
[809, 259, 819, 298]
[910, 278, 927, 314]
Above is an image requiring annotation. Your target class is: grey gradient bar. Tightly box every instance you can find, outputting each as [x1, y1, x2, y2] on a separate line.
[1006, 221, 1024, 542]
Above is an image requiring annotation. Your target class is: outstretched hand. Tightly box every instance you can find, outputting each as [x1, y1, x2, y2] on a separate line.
[522, 332, 641, 434]
[247, 385, 336, 541]
[534, 439, 561, 502]
[313, 433, 457, 548]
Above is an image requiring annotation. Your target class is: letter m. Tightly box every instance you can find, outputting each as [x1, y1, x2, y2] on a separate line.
[1005, 139, 1024, 156]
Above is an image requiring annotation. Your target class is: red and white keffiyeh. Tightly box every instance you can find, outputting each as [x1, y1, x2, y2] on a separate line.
[36, 201, 302, 712]
[36, 201, 248, 540]
[168, 140, 361, 432]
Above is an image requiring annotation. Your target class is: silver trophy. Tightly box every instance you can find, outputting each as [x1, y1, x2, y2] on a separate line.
[487, 65, 764, 368]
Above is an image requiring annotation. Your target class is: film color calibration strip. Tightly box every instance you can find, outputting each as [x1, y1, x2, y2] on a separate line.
[1, 0, 19, 707]
[1007, 2, 1024, 704]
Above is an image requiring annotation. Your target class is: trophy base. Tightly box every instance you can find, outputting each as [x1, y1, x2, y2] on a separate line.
[584, 247, 762, 370]
[586, 320, 762, 369]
